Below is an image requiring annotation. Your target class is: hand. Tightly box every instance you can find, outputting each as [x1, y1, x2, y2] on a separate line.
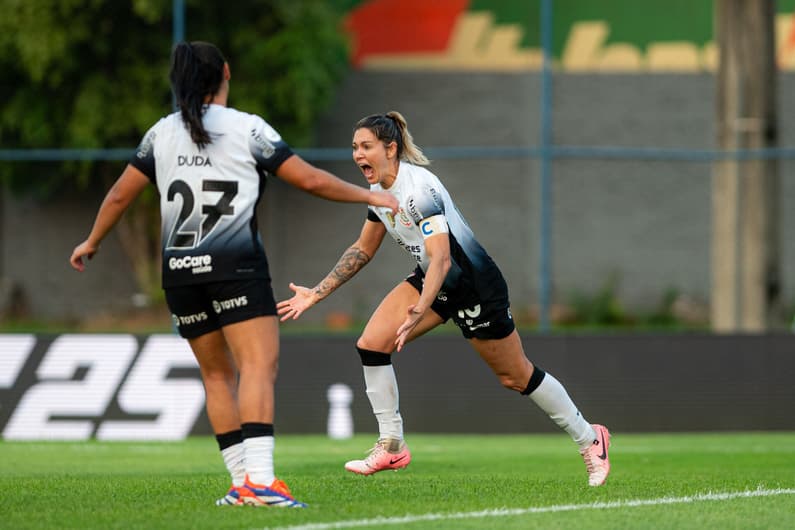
[370, 190, 399, 214]
[277, 282, 319, 321]
[69, 240, 98, 272]
[395, 304, 424, 352]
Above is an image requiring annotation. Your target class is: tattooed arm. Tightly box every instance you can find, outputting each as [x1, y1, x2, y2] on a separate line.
[312, 244, 372, 301]
[277, 220, 387, 321]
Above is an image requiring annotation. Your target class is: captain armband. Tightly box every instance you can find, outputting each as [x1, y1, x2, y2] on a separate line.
[419, 214, 449, 240]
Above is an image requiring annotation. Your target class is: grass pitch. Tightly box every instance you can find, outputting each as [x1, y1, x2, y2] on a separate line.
[1, 432, 794, 529]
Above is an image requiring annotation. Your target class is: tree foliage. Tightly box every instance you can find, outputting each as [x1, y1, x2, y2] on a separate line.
[0, 0, 350, 188]
[0, 0, 350, 302]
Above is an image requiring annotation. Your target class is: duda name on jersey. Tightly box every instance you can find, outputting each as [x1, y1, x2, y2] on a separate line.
[178, 155, 212, 167]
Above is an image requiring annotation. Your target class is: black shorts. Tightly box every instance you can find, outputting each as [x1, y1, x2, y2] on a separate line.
[164, 279, 277, 339]
[404, 270, 515, 340]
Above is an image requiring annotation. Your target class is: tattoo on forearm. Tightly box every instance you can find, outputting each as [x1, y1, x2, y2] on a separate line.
[314, 246, 371, 298]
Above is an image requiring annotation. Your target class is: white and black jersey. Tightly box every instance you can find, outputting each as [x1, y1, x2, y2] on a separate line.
[367, 162, 508, 308]
[130, 104, 292, 288]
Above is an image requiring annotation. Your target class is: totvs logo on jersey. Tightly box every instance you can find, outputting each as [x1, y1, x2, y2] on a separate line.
[0, 335, 206, 440]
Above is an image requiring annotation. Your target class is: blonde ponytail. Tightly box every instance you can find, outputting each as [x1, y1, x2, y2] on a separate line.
[385, 111, 430, 166]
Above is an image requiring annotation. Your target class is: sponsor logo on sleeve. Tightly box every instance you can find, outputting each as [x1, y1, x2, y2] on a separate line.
[136, 130, 156, 159]
[250, 128, 276, 158]
[429, 187, 443, 212]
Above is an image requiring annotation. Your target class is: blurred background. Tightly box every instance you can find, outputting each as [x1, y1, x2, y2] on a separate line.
[0, 0, 795, 331]
[1, 1, 794, 438]
[2, 0, 795, 334]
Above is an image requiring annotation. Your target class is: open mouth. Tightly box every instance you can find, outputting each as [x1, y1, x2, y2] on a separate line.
[359, 163, 375, 179]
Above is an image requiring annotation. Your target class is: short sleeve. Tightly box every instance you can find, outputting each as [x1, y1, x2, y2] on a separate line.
[367, 207, 382, 223]
[249, 115, 294, 174]
[129, 124, 158, 183]
[406, 185, 444, 225]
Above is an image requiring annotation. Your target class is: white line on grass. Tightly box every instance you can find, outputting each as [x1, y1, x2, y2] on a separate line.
[265, 487, 795, 530]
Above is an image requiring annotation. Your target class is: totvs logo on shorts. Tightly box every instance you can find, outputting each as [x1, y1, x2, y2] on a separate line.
[172, 312, 208, 327]
[212, 296, 249, 314]
[168, 254, 213, 275]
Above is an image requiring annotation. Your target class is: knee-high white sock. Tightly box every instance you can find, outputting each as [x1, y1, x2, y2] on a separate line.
[243, 431, 275, 486]
[363, 364, 403, 441]
[527, 371, 596, 450]
[220, 442, 246, 487]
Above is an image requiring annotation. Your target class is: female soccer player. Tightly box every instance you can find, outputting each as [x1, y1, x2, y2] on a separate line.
[69, 42, 397, 507]
[277, 111, 611, 487]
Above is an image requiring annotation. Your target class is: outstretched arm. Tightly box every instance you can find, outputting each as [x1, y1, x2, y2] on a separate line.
[276, 155, 397, 212]
[277, 220, 386, 321]
[395, 224, 451, 351]
[69, 164, 150, 272]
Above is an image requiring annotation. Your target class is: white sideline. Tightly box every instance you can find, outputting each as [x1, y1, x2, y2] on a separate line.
[265, 487, 795, 530]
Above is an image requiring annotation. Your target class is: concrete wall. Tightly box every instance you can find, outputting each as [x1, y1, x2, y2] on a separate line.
[1, 71, 794, 324]
[272, 71, 795, 325]
[0, 186, 139, 321]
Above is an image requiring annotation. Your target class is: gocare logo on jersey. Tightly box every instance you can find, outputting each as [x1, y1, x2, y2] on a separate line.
[212, 296, 249, 314]
[178, 155, 212, 167]
[168, 255, 213, 275]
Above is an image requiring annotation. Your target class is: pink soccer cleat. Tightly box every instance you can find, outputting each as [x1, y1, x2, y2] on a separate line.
[580, 424, 611, 486]
[344, 438, 412, 475]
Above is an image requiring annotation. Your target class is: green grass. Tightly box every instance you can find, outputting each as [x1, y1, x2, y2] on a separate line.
[1, 433, 794, 529]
